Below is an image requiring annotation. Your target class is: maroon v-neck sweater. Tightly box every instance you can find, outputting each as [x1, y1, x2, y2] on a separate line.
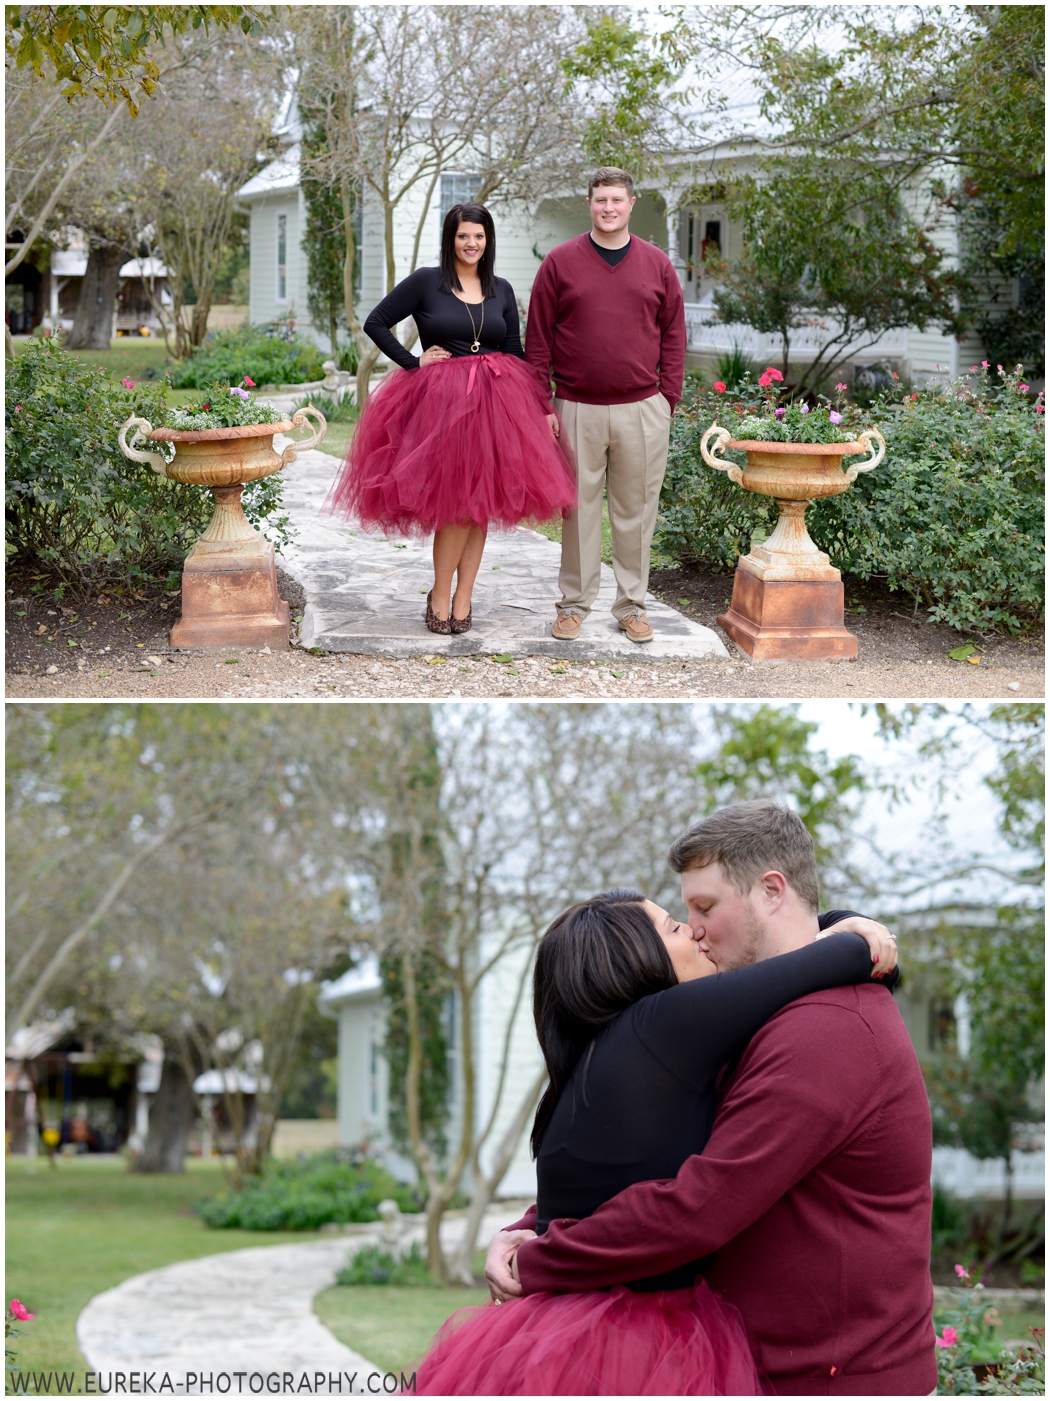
[505, 983, 936, 1396]
[524, 233, 686, 409]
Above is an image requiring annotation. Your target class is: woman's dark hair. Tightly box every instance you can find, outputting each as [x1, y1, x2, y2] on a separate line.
[440, 202, 497, 300]
[530, 889, 677, 1158]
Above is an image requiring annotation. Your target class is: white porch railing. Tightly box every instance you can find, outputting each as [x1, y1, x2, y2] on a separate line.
[932, 1146, 1045, 1201]
[684, 299, 909, 365]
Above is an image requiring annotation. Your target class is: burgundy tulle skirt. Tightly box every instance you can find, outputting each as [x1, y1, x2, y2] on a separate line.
[415, 1279, 766, 1396]
[325, 353, 577, 535]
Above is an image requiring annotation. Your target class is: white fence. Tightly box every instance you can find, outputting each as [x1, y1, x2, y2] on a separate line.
[683, 301, 909, 366]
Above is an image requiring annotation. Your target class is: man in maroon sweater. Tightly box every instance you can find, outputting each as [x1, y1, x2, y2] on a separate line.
[488, 802, 936, 1395]
[524, 167, 686, 644]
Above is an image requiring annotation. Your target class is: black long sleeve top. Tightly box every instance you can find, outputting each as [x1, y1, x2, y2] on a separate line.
[362, 266, 525, 371]
[535, 914, 897, 1291]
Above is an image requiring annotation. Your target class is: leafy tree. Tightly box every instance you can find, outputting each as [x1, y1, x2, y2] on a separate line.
[299, 116, 354, 358]
[692, 704, 866, 889]
[704, 168, 964, 391]
[560, 12, 684, 174]
[6, 5, 273, 114]
[870, 704, 1044, 1251]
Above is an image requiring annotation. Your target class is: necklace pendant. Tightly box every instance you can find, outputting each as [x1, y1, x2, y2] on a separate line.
[471, 341, 480, 353]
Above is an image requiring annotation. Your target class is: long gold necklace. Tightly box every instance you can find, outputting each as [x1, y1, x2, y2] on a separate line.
[460, 289, 484, 353]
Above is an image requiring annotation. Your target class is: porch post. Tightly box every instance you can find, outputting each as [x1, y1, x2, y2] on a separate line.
[664, 193, 687, 293]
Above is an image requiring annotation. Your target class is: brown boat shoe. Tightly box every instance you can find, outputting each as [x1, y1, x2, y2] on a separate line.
[551, 610, 584, 640]
[618, 611, 654, 643]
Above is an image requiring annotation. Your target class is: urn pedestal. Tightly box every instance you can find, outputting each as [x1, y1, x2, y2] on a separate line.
[119, 407, 325, 649]
[700, 428, 885, 661]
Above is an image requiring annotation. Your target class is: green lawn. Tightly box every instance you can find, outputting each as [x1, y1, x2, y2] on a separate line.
[5, 1156, 327, 1375]
[314, 1284, 491, 1376]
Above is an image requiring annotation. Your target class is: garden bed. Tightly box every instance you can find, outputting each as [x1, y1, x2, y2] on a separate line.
[5, 567, 307, 678]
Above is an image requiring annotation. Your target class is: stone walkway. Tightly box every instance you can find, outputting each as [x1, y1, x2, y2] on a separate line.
[76, 1206, 512, 1396]
[270, 412, 727, 664]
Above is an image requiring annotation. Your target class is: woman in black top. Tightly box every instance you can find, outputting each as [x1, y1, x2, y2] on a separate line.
[326, 203, 575, 634]
[416, 890, 898, 1396]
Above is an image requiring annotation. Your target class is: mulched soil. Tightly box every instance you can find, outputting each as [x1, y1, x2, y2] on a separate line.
[647, 563, 1044, 672]
[5, 567, 308, 681]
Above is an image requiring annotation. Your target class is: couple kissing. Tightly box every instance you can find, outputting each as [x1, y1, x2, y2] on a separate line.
[416, 799, 936, 1396]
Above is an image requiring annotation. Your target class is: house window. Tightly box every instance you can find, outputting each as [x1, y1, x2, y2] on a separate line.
[440, 174, 482, 226]
[276, 213, 287, 302]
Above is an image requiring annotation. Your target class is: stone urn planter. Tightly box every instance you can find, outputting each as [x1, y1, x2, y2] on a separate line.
[700, 425, 885, 660]
[118, 405, 325, 649]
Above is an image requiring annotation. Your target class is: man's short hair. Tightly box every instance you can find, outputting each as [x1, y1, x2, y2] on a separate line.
[668, 800, 820, 912]
[588, 167, 635, 199]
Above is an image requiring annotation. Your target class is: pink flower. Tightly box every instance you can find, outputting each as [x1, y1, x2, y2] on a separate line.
[14, 404, 21, 412]
[775, 406, 786, 417]
[829, 410, 843, 423]
[936, 1327, 959, 1349]
[1019, 383, 1029, 391]
[835, 382, 847, 393]
[243, 376, 256, 387]
[955, 1265, 970, 1280]
[122, 378, 134, 389]
[1035, 404, 1043, 414]
[891, 371, 899, 379]
[981, 360, 989, 368]
[713, 381, 726, 393]
[9, 1300, 35, 1321]
[997, 364, 1003, 372]
[763, 367, 784, 382]
[970, 365, 979, 373]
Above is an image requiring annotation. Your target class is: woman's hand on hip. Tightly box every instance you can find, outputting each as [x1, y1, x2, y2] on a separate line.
[820, 915, 898, 978]
[545, 413, 560, 440]
[419, 345, 451, 366]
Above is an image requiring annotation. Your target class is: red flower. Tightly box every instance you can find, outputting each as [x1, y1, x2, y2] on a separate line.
[762, 367, 784, 382]
[758, 372, 773, 387]
[8, 1300, 35, 1321]
[243, 376, 256, 387]
[202, 403, 210, 410]
[713, 381, 726, 393]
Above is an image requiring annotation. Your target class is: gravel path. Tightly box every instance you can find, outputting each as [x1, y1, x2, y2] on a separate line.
[7, 643, 1041, 700]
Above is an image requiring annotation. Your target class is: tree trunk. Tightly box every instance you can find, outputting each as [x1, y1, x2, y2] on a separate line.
[136, 1059, 196, 1173]
[67, 243, 124, 350]
[190, 299, 211, 349]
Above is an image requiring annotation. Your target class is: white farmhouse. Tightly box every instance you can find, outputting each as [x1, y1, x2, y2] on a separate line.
[236, 113, 984, 386]
[319, 946, 1044, 1210]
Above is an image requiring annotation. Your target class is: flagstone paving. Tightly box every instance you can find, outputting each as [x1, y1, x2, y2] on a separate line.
[270, 418, 729, 664]
[76, 1207, 513, 1396]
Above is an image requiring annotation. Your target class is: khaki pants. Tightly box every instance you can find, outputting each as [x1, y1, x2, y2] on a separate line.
[555, 393, 672, 620]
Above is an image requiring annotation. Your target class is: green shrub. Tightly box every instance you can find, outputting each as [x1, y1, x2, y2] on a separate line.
[5, 338, 294, 596]
[336, 1243, 433, 1287]
[657, 367, 1044, 632]
[169, 325, 326, 389]
[195, 1150, 419, 1231]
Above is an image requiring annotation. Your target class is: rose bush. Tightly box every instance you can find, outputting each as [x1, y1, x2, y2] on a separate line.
[657, 366, 1044, 633]
[5, 339, 294, 598]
